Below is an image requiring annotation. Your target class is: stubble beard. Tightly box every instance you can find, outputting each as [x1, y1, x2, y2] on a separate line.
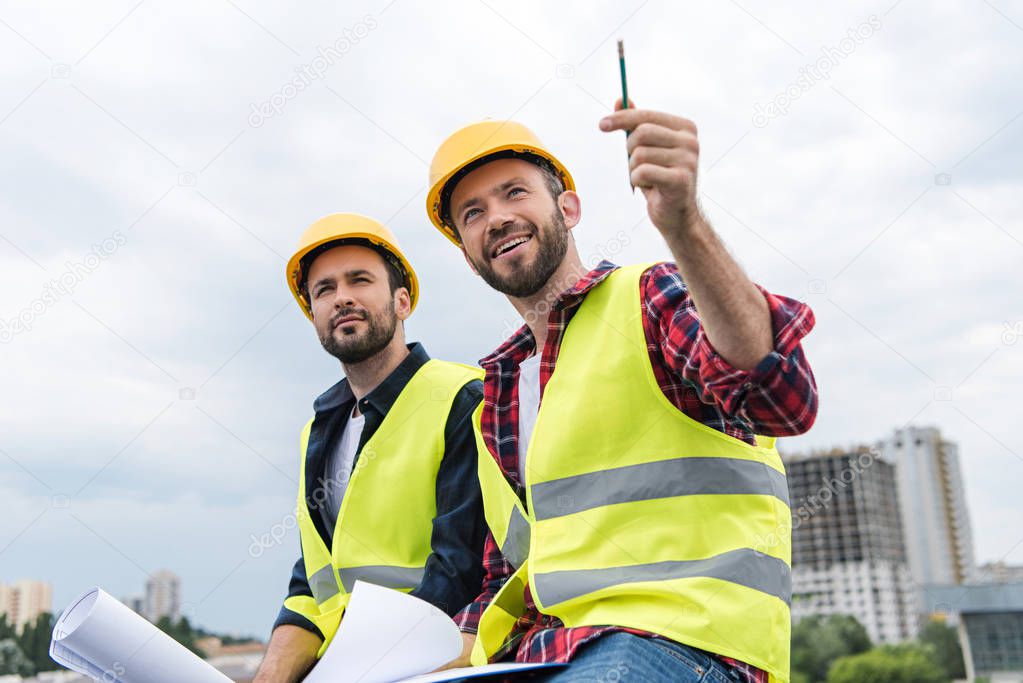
[319, 300, 398, 364]
[472, 208, 569, 298]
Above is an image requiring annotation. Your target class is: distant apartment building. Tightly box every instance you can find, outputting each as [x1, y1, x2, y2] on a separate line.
[878, 426, 975, 588]
[785, 446, 918, 643]
[976, 561, 1023, 585]
[0, 579, 53, 633]
[144, 570, 181, 623]
[122, 594, 145, 616]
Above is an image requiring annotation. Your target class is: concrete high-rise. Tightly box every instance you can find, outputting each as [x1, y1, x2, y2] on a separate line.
[878, 426, 975, 587]
[0, 579, 53, 633]
[144, 570, 181, 623]
[785, 446, 918, 643]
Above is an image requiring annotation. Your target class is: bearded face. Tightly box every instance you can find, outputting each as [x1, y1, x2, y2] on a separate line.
[449, 157, 571, 299]
[306, 245, 404, 365]
[466, 207, 568, 298]
[318, 297, 397, 364]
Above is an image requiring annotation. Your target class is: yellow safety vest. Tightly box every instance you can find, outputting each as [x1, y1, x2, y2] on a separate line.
[285, 359, 483, 657]
[471, 264, 792, 681]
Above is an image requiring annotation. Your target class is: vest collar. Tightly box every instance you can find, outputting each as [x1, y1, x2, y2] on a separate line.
[312, 342, 431, 413]
[479, 260, 620, 369]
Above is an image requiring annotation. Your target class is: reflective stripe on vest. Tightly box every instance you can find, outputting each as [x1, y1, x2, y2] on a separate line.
[471, 264, 793, 681]
[290, 359, 483, 657]
[530, 456, 790, 521]
[309, 564, 340, 605]
[500, 506, 531, 570]
[532, 547, 792, 606]
[338, 565, 426, 593]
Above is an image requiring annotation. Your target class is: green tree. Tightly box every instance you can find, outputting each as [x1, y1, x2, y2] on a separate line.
[792, 614, 873, 682]
[0, 638, 35, 676]
[918, 621, 966, 680]
[0, 614, 16, 641]
[18, 612, 58, 672]
[155, 615, 206, 658]
[827, 644, 947, 683]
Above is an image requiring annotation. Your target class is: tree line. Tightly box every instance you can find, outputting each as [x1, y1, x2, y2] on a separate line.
[0, 611, 260, 676]
[792, 614, 968, 683]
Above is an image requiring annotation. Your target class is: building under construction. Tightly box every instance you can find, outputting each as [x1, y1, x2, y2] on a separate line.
[785, 446, 918, 643]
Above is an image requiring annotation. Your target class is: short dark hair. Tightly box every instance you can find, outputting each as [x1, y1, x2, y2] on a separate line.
[299, 238, 405, 299]
[440, 151, 566, 243]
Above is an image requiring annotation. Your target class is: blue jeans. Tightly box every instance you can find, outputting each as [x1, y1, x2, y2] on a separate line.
[529, 632, 741, 683]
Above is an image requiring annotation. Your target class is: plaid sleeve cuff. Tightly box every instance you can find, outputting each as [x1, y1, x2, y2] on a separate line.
[454, 600, 484, 634]
[695, 284, 818, 434]
[695, 284, 813, 384]
[696, 285, 814, 376]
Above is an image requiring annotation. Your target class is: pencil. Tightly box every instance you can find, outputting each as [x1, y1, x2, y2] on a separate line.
[617, 39, 634, 192]
[618, 39, 629, 118]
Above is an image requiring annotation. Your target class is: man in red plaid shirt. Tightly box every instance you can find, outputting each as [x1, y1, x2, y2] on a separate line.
[425, 101, 817, 682]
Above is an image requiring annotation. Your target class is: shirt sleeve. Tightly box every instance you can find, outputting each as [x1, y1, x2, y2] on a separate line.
[272, 554, 324, 638]
[642, 262, 818, 436]
[409, 380, 488, 616]
[453, 530, 515, 634]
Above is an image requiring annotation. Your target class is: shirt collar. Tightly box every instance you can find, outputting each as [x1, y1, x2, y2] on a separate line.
[479, 260, 619, 368]
[312, 342, 431, 413]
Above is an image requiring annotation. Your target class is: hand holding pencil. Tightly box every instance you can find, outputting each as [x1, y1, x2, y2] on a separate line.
[600, 40, 704, 240]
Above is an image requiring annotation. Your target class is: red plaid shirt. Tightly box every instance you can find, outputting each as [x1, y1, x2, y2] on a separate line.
[454, 261, 818, 681]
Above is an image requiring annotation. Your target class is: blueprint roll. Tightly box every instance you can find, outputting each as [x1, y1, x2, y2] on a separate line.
[50, 587, 231, 683]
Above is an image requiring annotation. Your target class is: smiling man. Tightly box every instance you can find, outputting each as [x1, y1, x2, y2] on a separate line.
[253, 213, 485, 682]
[425, 106, 818, 682]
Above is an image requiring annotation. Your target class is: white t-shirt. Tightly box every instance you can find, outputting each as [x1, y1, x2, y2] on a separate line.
[324, 406, 366, 528]
[516, 354, 542, 484]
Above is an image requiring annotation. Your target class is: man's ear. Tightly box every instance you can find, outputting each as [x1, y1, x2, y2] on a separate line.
[461, 246, 479, 276]
[558, 190, 582, 230]
[394, 287, 412, 321]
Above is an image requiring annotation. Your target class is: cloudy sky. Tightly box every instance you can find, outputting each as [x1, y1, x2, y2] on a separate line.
[1, 0, 1020, 637]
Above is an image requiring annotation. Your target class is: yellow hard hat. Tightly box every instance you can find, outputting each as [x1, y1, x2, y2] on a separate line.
[426, 120, 575, 245]
[286, 213, 419, 321]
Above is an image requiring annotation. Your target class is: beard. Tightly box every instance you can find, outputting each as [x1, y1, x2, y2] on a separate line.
[471, 208, 569, 298]
[319, 300, 398, 364]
